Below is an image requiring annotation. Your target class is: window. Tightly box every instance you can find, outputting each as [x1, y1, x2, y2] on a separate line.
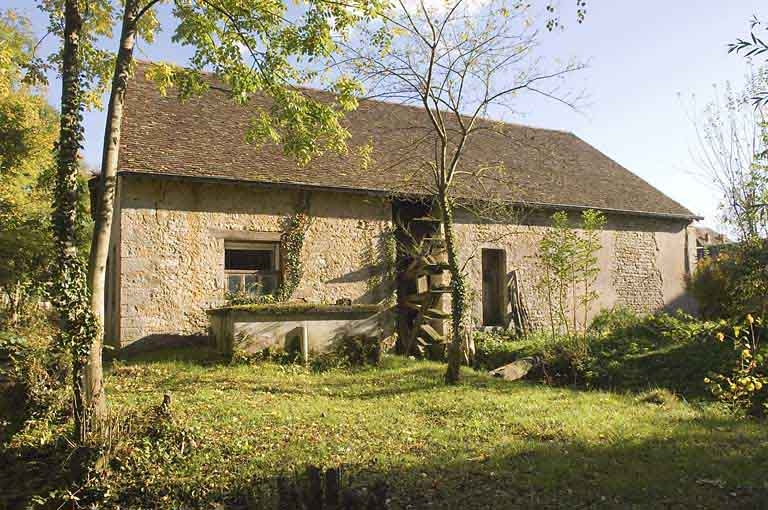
[224, 241, 280, 296]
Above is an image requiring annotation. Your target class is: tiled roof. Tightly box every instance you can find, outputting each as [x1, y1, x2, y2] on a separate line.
[118, 62, 697, 220]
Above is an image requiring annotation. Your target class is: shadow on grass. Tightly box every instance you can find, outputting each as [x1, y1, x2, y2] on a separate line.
[361, 424, 768, 510]
[0, 439, 75, 510]
[587, 339, 733, 399]
[6, 415, 761, 510]
[3, 355, 768, 509]
[106, 335, 226, 367]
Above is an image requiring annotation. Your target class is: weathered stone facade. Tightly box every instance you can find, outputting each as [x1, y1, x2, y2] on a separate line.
[107, 175, 392, 347]
[453, 209, 695, 330]
[612, 230, 664, 312]
[106, 176, 696, 347]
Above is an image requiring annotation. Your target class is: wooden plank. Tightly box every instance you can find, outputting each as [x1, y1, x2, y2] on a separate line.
[424, 262, 450, 273]
[400, 301, 422, 312]
[422, 236, 446, 246]
[419, 323, 444, 342]
[401, 255, 444, 280]
[424, 308, 451, 319]
[416, 275, 429, 293]
[399, 258, 423, 280]
[405, 292, 430, 303]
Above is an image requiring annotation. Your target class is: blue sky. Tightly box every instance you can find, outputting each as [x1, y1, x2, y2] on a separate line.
[7, 1, 765, 230]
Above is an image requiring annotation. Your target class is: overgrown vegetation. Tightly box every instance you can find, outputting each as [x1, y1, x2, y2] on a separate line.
[705, 314, 767, 416]
[216, 302, 382, 315]
[536, 209, 606, 340]
[0, 316, 71, 442]
[2, 351, 767, 509]
[690, 239, 768, 318]
[474, 308, 738, 395]
[275, 207, 312, 302]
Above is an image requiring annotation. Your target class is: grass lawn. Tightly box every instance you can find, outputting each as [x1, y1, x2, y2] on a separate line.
[89, 348, 768, 509]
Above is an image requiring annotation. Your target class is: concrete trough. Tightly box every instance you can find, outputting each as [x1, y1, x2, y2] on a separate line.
[207, 303, 391, 359]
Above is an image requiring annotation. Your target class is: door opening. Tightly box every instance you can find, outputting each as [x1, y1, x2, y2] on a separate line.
[482, 249, 506, 326]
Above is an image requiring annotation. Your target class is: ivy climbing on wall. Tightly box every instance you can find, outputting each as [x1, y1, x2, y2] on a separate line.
[365, 225, 398, 306]
[275, 204, 312, 302]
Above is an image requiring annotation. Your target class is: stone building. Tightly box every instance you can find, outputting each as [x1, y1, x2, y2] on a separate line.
[693, 226, 732, 260]
[105, 63, 700, 348]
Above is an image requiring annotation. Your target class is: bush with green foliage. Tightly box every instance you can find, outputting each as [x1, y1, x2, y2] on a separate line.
[474, 308, 732, 392]
[590, 307, 717, 345]
[310, 335, 383, 372]
[536, 209, 606, 338]
[473, 329, 587, 384]
[705, 314, 767, 416]
[0, 318, 70, 427]
[231, 333, 383, 372]
[588, 307, 644, 337]
[472, 329, 519, 370]
[689, 239, 768, 319]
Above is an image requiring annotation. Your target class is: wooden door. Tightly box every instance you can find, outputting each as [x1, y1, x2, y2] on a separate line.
[482, 249, 506, 326]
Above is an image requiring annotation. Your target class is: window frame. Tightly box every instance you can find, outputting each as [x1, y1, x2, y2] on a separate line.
[224, 241, 281, 296]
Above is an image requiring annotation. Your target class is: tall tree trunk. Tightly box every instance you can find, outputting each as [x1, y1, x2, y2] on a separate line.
[53, 0, 92, 439]
[440, 190, 468, 384]
[85, 0, 141, 422]
[9, 283, 22, 326]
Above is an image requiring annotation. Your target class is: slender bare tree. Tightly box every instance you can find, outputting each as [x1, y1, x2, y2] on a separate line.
[686, 72, 768, 240]
[341, 0, 586, 382]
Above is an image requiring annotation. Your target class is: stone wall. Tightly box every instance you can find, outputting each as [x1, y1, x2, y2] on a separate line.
[112, 175, 392, 346]
[109, 176, 695, 346]
[612, 230, 664, 312]
[453, 209, 695, 329]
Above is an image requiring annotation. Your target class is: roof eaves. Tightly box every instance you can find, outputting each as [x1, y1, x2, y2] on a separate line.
[118, 169, 702, 222]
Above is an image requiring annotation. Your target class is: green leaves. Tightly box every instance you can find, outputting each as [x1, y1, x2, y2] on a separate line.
[0, 10, 62, 308]
[729, 17, 768, 107]
[36, 0, 116, 110]
[162, 0, 381, 164]
[536, 209, 606, 336]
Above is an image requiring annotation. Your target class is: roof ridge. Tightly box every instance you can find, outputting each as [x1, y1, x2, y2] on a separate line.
[132, 59, 580, 139]
[122, 60, 699, 221]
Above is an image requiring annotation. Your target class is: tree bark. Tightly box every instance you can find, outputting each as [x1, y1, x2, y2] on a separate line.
[439, 189, 468, 384]
[54, 0, 88, 438]
[85, 0, 142, 419]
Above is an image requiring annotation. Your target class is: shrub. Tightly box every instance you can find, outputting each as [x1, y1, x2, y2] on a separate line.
[590, 308, 715, 346]
[535, 209, 606, 337]
[642, 310, 716, 344]
[705, 314, 767, 416]
[0, 319, 70, 424]
[539, 334, 592, 385]
[473, 329, 589, 384]
[689, 239, 768, 319]
[225, 291, 277, 306]
[311, 335, 383, 372]
[473, 330, 520, 370]
[588, 307, 643, 337]
[474, 309, 737, 394]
